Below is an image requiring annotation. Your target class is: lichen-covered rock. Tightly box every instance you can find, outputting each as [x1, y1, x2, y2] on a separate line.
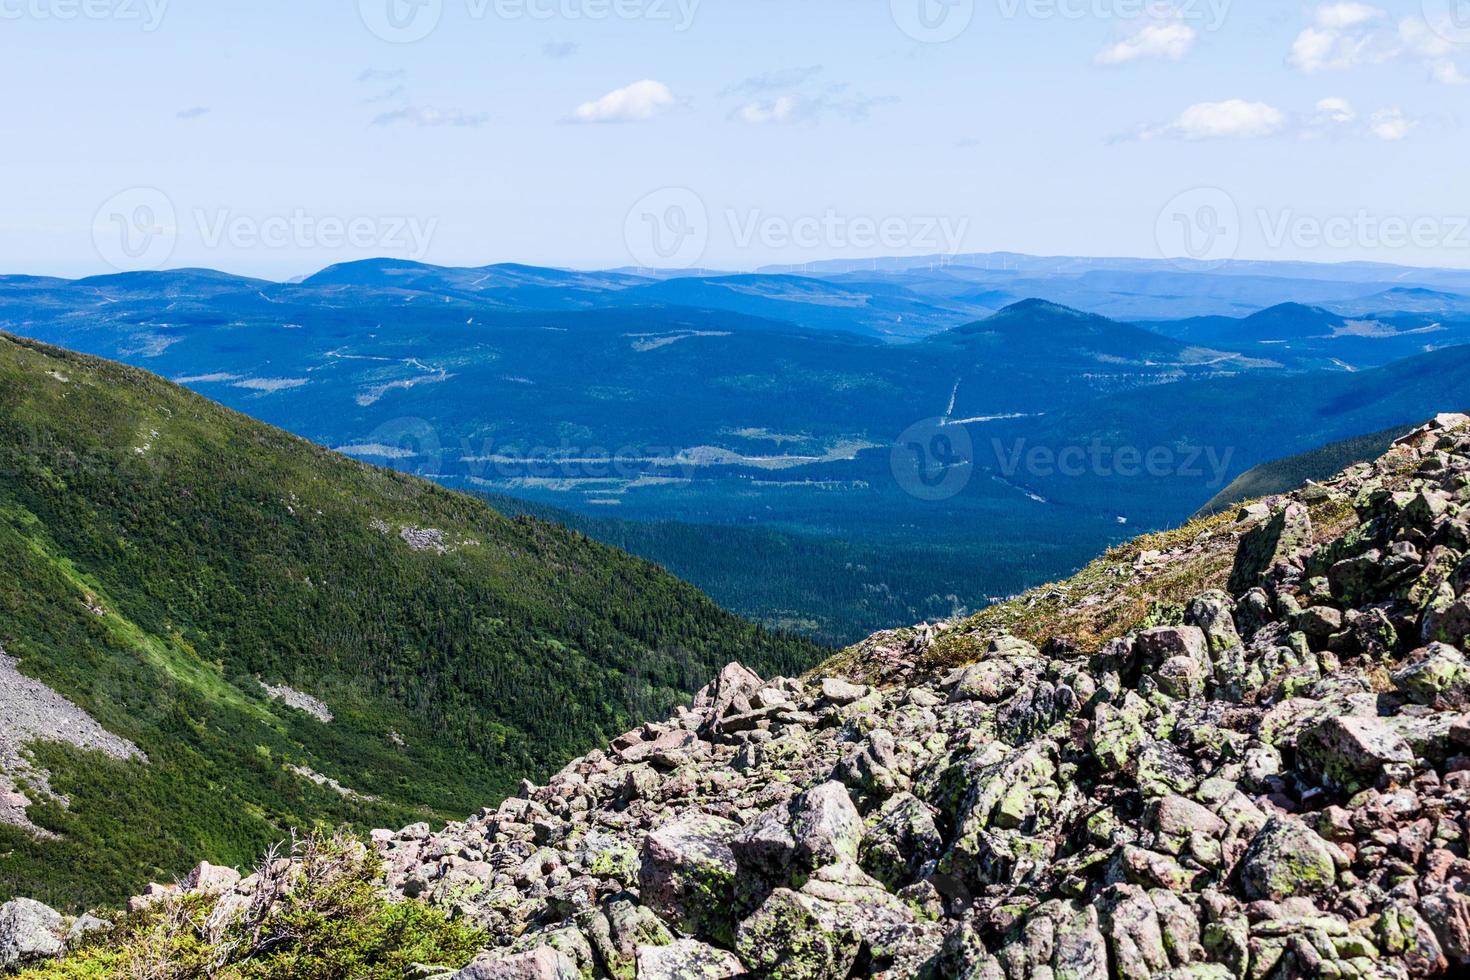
[1185, 591, 1243, 658]
[1378, 902, 1448, 977]
[857, 792, 942, 890]
[638, 814, 740, 945]
[1394, 643, 1470, 709]
[1230, 501, 1312, 594]
[1298, 714, 1416, 793]
[734, 886, 859, 980]
[451, 945, 583, 980]
[578, 894, 671, 980]
[1238, 817, 1339, 901]
[791, 781, 863, 869]
[634, 937, 744, 979]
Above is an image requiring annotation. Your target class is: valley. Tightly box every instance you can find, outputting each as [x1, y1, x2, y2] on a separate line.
[5, 257, 1470, 643]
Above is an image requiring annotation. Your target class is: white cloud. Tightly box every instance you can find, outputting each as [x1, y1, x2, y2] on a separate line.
[1306, 98, 1420, 140]
[571, 80, 675, 124]
[727, 85, 893, 126]
[1314, 96, 1357, 124]
[1369, 107, 1413, 140]
[1096, 22, 1197, 64]
[721, 67, 824, 98]
[1400, 16, 1469, 84]
[738, 96, 798, 124]
[1164, 100, 1287, 139]
[1140, 94, 1419, 143]
[1287, 4, 1467, 84]
[1288, 24, 1377, 71]
[1432, 60, 1469, 84]
[372, 106, 489, 127]
[1314, 2, 1383, 30]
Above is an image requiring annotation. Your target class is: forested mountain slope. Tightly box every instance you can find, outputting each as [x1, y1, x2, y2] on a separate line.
[0, 333, 822, 910]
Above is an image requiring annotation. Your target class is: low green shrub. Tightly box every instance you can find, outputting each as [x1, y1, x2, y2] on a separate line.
[19, 832, 483, 980]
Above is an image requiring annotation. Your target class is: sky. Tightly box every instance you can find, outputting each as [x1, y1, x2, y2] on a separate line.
[2, 0, 1468, 278]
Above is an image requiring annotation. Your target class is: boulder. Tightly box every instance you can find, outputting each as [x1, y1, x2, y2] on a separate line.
[1298, 714, 1416, 792]
[791, 781, 863, 869]
[638, 814, 740, 945]
[695, 663, 764, 734]
[1295, 606, 1344, 639]
[735, 886, 859, 980]
[820, 677, 869, 705]
[1238, 817, 1339, 901]
[731, 804, 798, 878]
[1394, 643, 1470, 709]
[451, 946, 583, 980]
[1156, 655, 1208, 700]
[1185, 592, 1243, 658]
[181, 861, 242, 896]
[1230, 502, 1312, 594]
[579, 894, 671, 980]
[858, 792, 943, 890]
[1136, 626, 1210, 672]
[0, 898, 64, 971]
[635, 938, 743, 979]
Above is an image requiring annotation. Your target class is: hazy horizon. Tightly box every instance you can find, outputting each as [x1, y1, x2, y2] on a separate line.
[4, 1, 1468, 278]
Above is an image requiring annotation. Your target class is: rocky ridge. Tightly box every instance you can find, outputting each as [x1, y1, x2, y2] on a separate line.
[8, 414, 1470, 978]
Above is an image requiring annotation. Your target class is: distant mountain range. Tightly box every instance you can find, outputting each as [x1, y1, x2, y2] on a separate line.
[3, 255, 1470, 642]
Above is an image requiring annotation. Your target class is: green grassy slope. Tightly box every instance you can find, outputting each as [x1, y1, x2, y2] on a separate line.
[0, 333, 823, 910]
[1193, 424, 1415, 517]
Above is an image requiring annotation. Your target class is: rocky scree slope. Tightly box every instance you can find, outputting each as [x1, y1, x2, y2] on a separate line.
[11, 413, 1470, 978]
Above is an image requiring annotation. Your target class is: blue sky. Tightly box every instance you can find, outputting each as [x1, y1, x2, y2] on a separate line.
[3, 0, 1468, 278]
